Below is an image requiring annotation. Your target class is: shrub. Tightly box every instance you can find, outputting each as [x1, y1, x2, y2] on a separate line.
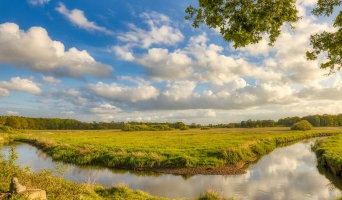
[180, 126, 189, 130]
[201, 127, 211, 130]
[291, 120, 313, 131]
[0, 125, 11, 133]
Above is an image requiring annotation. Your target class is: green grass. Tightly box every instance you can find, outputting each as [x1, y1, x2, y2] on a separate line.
[313, 134, 342, 176]
[12, 127, 342, 170]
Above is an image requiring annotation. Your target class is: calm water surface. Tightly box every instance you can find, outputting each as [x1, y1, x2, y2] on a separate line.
[1, 138, 342, 200]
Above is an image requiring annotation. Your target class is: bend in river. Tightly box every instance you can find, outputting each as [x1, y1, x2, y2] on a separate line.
[1, 138, 342, 200]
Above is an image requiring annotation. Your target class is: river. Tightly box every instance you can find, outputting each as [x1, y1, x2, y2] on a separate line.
[1, 138, 342, 200]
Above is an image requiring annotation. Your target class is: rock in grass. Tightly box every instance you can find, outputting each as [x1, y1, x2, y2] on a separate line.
[10, 177, 26, 194]
[9, 177, 47, 200]
[25, 189, 47, 200]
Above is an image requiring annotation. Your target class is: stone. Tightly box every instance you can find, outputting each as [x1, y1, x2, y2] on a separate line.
[9, 177, 26, 194]
[24, 189, 47, 200]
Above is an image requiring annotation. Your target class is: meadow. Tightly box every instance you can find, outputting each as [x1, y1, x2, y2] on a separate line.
[12, 127, 342, 173]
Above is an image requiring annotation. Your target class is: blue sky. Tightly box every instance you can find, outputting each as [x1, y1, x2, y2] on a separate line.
[0, 0, 342, 124]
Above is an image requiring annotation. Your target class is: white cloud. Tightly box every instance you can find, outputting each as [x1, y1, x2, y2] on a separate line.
[42, 76, 61, 84]
[163, 81, 196, 101]
[137, 48, 193, 80]
[28, 0, 50, 6]
[56, 3, 113, 34]
[6, 111, 19, 115]
[116, 11, 183, 49]
[115, 32, 281, 84]
[0, 77, 41, 95]
[0, 23, 113, 78]
[90, 103, 121, 115]
[204, 110, 216, 118]
[89, 82, 159, 102]
[61, 111, 75, 115]
[0, 88, 9, 97]
[112, 45, 134, 61]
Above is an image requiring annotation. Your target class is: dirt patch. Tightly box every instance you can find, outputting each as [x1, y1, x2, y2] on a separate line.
[150, 164, 247, 175]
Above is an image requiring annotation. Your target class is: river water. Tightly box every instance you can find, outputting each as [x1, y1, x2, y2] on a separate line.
[1, 138, 342, 200]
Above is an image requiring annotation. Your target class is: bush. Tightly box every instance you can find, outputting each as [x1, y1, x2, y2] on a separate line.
[291, 120, 313, 131]
[201, 127, 211, 130]
[180, 126, 189, 130]
[0, 125, 11, 133]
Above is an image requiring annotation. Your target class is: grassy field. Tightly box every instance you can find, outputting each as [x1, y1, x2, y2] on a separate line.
[12, 127, 342, 171]
[314, 134, 342, 177]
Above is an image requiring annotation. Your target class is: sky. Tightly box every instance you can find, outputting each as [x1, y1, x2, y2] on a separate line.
[0, 0, 341, 124]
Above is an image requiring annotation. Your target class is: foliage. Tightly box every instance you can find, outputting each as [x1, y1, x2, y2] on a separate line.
[13, 128, 340, 170]
[201, 127, 211, 130]
[197, 190, 238, 200]
[291, 120, 313, 130]
[0, 116, 125, 130]
[185, 0, 299, 48]
[122, 124, 173, 131]
[0, 125, 12, 133]
[306, 0, 342, 73]
[180, 126, 190, 130]
[186, 0, 342, 72]
[197, 190, 222, 200]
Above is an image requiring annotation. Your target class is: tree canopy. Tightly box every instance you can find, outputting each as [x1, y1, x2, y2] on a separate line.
[186, 0, 342, 73]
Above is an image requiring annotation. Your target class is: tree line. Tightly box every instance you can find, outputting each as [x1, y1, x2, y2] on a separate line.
[1, 114, 342, 131]
[0, 116, 190, 131]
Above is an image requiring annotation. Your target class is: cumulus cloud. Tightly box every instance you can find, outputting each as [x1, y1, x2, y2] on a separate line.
[0, 23, 113, 78]
[89, 82, 159, 102]
[42, 76, 61, 84]
[163, 81, 196, 101]
[6, 111, 19, 115]
[0, 77, 41, 95]
[137, 48, 193, 80]
[0, 88, 10, 97]
[56, 3, 113, 34]
[115, 33, 281, 84]
[61, 111, 75, 115]
[90, 103, 121, 115]
[116, 11, 183, 49]
[28, 0, 50, 6]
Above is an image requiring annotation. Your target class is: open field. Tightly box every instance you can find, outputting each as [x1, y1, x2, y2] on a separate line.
[11, 127, 342, 174]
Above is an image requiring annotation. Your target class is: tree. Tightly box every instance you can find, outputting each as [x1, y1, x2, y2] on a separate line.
[186, 0, 342, 73]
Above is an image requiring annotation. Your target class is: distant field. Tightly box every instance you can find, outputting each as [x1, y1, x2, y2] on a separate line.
[13, 127, 342, 171]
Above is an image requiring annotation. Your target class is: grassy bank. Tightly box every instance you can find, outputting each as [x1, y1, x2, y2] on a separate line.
[313, 134, 342, 178]
[0, 147, 237, 200]
[13, 127, 342, 172]
[0, 133, 9, 146]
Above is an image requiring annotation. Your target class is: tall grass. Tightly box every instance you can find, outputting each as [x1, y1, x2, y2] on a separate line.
[313, 134, 342, 176]
[13, 127, 342, 170]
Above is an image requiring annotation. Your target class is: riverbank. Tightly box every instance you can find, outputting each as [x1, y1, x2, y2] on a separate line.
[313, 134, 342, 178]
[12, 128, 342, 175]
[0, 147, 237, 200]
